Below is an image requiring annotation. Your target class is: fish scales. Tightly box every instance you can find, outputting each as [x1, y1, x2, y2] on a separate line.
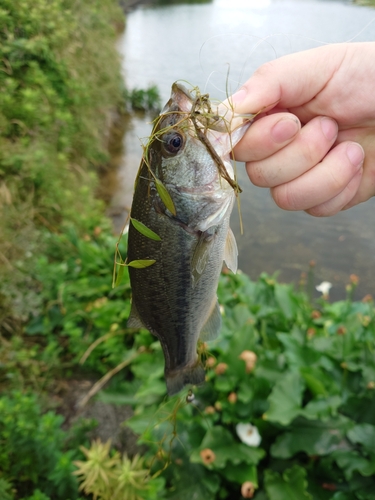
[127, 83, 250, 395]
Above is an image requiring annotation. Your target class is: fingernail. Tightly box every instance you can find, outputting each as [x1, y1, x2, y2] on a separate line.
[231, 88, 247, 104]
[271, 117, 300, 143]
[346, 143, 365, 167]
[320, 117, 338, 141]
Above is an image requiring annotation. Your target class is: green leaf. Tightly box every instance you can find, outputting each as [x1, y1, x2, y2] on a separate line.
[167, 462, 220, 500]
[301, 395, 342, 421]
[265, 372, 304, 425]
[155, 178, 176, 215]
[222, 462, 258, 486]
[264, 465, 312, 500]
[300, 367, 328, 397]
[115, 262, 125, 287]
[127, 259, 156, 268]
[271, 416, 352, 459]
[331, 494, 357, 500]
[347, 423, 375, 452]
[274, 283, 295, 319]
[333, 449, 375, 480]
[130, 218, 161, 241]
[190, 426, 264, 469]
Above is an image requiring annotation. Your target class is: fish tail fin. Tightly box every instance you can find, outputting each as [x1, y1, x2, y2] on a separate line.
[166, 363, 205, 396]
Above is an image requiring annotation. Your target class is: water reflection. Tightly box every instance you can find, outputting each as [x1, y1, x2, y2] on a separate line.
[112, 0, 375, 300]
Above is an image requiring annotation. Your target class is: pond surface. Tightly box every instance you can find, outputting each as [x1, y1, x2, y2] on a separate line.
[112, 0, 375, 300]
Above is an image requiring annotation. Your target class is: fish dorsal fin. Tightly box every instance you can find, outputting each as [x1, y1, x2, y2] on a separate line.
[127, 300, 144, 329]
[199, 299, 222, 341]
[191, 228, 217, 288]
[224, 227, 238, 273]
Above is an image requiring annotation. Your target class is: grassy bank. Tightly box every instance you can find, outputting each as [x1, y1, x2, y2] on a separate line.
[0, 0, 124, 329]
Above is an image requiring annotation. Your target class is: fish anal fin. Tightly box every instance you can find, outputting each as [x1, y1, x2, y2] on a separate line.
[127, 300, 144, 329]
[199, 299, 222, 341]
[166, 362, 205, 396]
[224, 227, 238, 273]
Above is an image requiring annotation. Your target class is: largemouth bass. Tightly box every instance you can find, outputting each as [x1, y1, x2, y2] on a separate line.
[127, 82, 251, 395]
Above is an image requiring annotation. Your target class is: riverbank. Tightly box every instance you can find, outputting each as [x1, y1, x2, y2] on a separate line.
[120, 0, 153, 12]
[0, 0, 124, 329]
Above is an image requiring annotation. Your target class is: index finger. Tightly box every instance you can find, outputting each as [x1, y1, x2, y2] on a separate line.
[229, 44, 345, 115]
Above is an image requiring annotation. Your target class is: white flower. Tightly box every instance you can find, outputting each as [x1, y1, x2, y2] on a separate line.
[236, 423, 261, 447]
[316, 281, 332, 295]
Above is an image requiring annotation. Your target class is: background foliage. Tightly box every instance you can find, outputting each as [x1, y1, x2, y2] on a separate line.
[0, 0, 124, 326]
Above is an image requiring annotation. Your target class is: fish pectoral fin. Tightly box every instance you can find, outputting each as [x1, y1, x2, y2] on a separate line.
[191, 227, 217, 288]
[224, 227, 238, 273]
[127, 300, 144, 329]
[199, 299, 222, 341]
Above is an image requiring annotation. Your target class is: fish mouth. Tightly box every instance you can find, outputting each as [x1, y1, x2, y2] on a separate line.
[161, 82, 193, 115]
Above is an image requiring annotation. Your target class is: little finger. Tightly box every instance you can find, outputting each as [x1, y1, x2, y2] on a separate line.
[271, 142, 365, 211]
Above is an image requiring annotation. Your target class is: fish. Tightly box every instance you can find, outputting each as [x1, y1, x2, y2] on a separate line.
[127, 82, 252, 396]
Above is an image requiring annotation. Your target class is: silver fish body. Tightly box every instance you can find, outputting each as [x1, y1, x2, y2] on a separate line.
[127, 83, 250, 395]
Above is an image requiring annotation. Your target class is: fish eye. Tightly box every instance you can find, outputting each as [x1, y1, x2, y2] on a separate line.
[161, 131, 185, 156]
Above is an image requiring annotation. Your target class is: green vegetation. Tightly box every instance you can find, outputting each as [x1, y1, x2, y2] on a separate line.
[1, 1, 374, 499]
[4, 223, 373, 498]
[118, 266, 375, 500]
[353, 0, 375, 6]
[0, 0, 124, 326]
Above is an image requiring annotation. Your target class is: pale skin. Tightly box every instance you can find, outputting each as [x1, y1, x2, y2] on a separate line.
[230, 42, 375, 216]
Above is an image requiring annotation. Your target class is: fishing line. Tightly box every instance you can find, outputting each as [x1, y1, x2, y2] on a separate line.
[198, 15, 375, 98]
[345, 17, 375, 42]
[199, 33, 279, 98]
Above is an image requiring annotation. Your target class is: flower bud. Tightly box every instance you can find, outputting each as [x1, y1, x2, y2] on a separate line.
[204, 406, 216, 415]
[228, 392, 237, 404]
[214, 401, 222, 412]
[200, 448, 215, 465]
[307, 328, 316, 339]
[215, 362, 228, 375]
[206, 356, 216, 368]
[241, 481, 255, 498]
[239, 350, 257, 373]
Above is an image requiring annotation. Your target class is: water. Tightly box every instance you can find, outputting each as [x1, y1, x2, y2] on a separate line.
[112, 0, 375, 300]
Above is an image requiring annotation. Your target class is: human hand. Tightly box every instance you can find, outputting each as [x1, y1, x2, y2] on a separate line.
[231, 42, 375, 216]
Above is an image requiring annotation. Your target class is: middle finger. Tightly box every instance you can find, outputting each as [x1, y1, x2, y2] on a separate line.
[246, 116, 338, 188]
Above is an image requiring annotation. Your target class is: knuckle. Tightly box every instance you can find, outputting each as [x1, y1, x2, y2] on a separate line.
[299, 137, 320, 166]
[246, 163, 269, 187]
[253, 60, 276, 79]
[306, 205, 330, 217]
[271, 183, 300, 210]
[326, 167, 346, 193]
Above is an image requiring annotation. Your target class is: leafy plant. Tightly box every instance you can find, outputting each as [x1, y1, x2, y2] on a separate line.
[0, 0, 124, 326]
[122, 85, 161, 112]
[0, 391, 94, 499]
[73, 439, 165, 500]
[118, 271, 375, 499]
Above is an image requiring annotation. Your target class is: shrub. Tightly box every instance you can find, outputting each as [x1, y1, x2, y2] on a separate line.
[0, 391, 94, 499]
[120, 272, 375, 499]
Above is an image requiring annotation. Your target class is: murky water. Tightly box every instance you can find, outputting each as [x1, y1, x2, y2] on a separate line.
[111, 0, 375, 300]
